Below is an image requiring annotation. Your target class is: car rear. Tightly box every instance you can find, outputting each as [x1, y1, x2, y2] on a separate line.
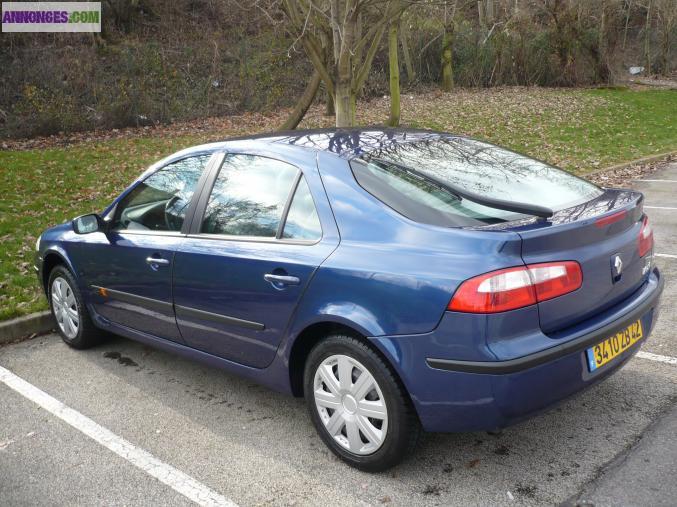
[349, 134, 664, 432]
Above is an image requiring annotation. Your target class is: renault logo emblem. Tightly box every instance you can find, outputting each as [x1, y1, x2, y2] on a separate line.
[611, 254, 623, 281]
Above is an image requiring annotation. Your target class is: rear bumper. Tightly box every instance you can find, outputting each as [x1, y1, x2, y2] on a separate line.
[371, 267, 664, 432]
[427, 268, 664, 374]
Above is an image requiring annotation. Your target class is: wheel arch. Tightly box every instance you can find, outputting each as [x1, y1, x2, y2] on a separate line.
[41, 249, 74, 293]
[287, 320, 415, 418]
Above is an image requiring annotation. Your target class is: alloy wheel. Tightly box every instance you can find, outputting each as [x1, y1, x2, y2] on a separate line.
[51, 277, 79, 339]
[313, 354, 388, 455]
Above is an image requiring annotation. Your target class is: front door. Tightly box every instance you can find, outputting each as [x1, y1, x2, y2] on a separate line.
[72, 153, 214, 342]
[172, 153, 338, 368]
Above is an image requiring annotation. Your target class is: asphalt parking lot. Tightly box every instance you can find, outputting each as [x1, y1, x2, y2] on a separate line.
[2, 163, 677, 506]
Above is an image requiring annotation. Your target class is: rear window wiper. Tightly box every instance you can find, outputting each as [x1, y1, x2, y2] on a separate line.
[371, 158, 554, 219]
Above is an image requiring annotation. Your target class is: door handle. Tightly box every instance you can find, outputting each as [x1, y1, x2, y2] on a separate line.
[264, 273, 300, 286]
[146, 256, 170, 266]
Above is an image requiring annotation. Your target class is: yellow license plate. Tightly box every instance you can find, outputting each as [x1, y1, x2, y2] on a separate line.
[586, 320, 643, 371]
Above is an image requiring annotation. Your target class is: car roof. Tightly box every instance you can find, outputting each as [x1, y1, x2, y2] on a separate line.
[177, 128, 463, 161]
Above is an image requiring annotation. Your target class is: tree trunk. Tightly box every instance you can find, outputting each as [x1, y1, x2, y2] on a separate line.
[598, 4, 610, 83]
[278, 70, 321, 130]
[657, 1, 674, 75]
[400, 21, 416, 83]
[319, 28, 335, 116]
[477, 1, 486, 31]
[325, 89, 335, 116]
[333, 4, 358, 127]
[645, 1, 653, 74]
[659, 29, 669, 74]
[485, 0, 494, 25]
[388, 18, 401, 127]
[335, 79, 355, 127]
[622, 0, 633, 50]
[441, 25, 454, 92]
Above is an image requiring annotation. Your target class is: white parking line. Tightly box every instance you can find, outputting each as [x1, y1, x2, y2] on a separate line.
[656, 253, 677, 259]
[637, 351, 677, 366]
[0, 364, 237, 507]
[634, 179, 677, 183]
[645, 206, 677, 210]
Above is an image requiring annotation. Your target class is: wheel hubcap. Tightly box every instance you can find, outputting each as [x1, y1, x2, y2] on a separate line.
[313, 354, 388, 455]
[51, 277, 79, 339]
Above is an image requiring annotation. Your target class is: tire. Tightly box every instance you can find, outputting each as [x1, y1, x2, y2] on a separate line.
[47, 265, 102, 349]
[304, 334, 420, 472]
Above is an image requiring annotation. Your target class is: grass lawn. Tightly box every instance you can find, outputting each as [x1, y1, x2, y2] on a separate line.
[1, 86, 675, 320]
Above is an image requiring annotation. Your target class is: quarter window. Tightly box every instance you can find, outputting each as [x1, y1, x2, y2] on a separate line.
[201, 154, 298, 237]
[282, 177, 322, 240]
[112, 155, 211, 232]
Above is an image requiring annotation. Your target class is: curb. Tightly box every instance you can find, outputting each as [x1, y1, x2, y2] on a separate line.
[0, 311, 54, 346]
[585, 151, 677, 177]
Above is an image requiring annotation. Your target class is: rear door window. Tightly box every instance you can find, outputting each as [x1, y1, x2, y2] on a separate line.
[200, 154, 298, 237]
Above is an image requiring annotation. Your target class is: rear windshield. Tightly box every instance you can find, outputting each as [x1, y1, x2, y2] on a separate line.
[350, 137, 603, 227]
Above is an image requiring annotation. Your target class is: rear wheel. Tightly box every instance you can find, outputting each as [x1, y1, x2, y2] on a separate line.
[48, 266, 102, 349]
[304, 335, 420, 472]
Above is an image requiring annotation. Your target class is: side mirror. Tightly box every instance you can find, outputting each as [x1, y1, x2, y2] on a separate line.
[72, 214, 105, 234]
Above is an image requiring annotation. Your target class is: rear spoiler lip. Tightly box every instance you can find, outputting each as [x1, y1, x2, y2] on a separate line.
[473, 189, 644, 231]
[552, 188, 645, 224]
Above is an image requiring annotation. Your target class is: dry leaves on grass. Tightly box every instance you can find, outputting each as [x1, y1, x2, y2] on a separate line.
[2, 87, 601, 154]
[0, 110, 292, 152]
[587, 156, 673, 187]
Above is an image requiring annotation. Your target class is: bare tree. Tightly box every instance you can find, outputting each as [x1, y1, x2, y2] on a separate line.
[281, 0, 408, 127]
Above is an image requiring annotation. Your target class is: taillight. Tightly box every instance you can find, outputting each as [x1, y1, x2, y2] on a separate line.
[595, 210, 626, 228]
[638, 216, 653, 257]
[448, 261, 582, 313]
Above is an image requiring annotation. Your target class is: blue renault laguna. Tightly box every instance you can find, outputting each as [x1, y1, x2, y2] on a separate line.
[35, 129, 663, 471]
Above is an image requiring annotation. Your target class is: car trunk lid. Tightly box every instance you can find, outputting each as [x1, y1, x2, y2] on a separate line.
[514, 189, 651, 334]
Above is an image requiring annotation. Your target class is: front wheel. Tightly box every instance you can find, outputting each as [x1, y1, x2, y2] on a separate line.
[304, 335, 420, 472]
[48, 265, 102, 349]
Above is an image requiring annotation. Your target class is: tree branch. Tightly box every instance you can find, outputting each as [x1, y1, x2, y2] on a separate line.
[354, 22, 387, 92]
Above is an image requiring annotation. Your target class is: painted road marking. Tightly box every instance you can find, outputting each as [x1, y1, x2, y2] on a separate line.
[645, 206, 677, 210]
[656, 253, 677, 259]
[634, 179, 677, 183]
[637, 351, 677, 366]
[0, 365, 237, 507]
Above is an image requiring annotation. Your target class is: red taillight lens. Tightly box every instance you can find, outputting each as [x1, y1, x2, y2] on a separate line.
[448, 261, 582, 313]
[447, 266, 537, 313]
[529, 262, 583, 302]
[638, 216, 653, 257]
[595, 210, 627, 228]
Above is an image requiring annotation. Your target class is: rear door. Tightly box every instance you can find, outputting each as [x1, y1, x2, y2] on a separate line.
[516, 189, 651, 333]
[172, 152, 339, 368]
[74, 153, 214, 342]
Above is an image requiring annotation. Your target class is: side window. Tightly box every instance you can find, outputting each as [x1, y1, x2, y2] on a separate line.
[200, 154, 298, 237]
[282, 177, 322, 240]
[113, 155, 211, 232]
